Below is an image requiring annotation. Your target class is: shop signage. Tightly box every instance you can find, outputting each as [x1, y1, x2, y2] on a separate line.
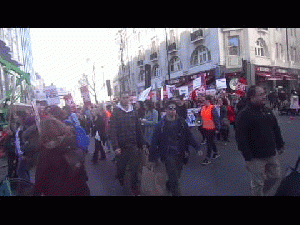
[255, 66, 272, 73]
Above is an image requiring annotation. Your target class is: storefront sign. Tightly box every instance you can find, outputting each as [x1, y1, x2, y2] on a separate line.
[256, 66, 272, 73]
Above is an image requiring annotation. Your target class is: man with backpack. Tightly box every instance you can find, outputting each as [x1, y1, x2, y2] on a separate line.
[149, 100, 202, 196]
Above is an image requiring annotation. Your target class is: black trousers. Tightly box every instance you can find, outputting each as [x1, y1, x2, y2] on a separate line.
[203, 129, 218, 159]
[197, 126, 206, 142]
[92, 139, 106, 162]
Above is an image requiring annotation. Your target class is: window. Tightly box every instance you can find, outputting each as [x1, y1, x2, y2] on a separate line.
[139, 69, 144, 82]
[255, 38, 268, 57]
[190, 45, 211, 66]
[291, 47, 297, 62]
[151, 39, 157, 54]
[152, 64, 160, 77]
[275, 43, 283, 59]
[170, 56, 182, 72]
[169, 29, 176, 44]
[228, 36, 240, 55]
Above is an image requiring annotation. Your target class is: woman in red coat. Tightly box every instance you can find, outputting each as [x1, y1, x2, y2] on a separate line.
[223, 98, 236, 135]
[33, 117, 90, 196]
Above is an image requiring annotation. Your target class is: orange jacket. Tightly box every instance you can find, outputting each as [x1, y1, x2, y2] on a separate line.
[201, 105, 216, 130]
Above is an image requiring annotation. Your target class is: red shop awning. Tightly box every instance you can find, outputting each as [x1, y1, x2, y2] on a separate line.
[256, 72, 283, 80]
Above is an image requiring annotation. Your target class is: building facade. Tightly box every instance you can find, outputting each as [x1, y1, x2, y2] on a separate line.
[0, 28, 35, 103]
[114, 28, 300, 99]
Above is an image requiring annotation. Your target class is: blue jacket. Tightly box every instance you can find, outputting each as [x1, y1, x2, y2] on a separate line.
[149, 117, 200, 163]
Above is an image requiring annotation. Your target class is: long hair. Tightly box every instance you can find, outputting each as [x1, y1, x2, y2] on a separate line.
[39, 117, 71, 145]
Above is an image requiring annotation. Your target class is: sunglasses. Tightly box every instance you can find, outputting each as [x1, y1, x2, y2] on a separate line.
[168, 106, 176, 111]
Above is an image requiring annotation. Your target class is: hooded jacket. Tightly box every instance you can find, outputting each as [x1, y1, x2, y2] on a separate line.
[235, 103, 284, 161]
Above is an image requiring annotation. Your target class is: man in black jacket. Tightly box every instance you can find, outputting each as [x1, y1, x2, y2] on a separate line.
[235, 85, 285, 196]
[149, 100, 202, 196]
[110, 91, 145, 196]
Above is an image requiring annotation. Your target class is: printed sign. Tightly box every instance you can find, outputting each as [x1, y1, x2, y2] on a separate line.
[193, 77, 202, 90]
[44, 85, 60, 105]
[186, 108, 201, 127]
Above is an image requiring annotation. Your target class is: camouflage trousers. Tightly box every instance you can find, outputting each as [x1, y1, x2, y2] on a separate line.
[246, 153, 281, 196]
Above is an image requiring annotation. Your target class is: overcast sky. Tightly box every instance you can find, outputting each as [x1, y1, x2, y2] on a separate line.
[30, 28, 120, 103]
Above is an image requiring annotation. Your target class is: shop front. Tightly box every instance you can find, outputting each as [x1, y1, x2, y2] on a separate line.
[255, 66, 298, 94]
[164, 68, 217, 100]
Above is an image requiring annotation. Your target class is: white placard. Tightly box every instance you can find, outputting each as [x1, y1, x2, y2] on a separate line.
[178, 86, 189, 100]
[216, 78, 227, 89]
[44, 85, 60, 105]
[193, 77, 202, 90]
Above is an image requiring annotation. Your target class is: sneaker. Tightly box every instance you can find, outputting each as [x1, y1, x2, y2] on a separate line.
[200, 140, 206, 145]
[212, 153, 220, 160]
[201, 158, 211, 165]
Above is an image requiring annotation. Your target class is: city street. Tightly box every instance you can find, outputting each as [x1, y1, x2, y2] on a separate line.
[85, 109, 300, 196]
[1, 109, 299, 196]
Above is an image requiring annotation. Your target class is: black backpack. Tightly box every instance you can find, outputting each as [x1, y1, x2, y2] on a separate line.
[275, 156, 300, 196]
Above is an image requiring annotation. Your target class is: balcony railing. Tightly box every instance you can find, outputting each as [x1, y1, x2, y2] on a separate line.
[167, 42, 177, 53]
[150, 52, 158, 61]
[191, 29, 204, 42]
[226, 55, 242, 68]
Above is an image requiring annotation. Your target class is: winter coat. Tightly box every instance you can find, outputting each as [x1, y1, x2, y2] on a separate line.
[149, 117, 200, 163]
[92, 115, 106, 143]
[235, 103, 284, 161]
[110, 103, 144, 150]
[33, 134, 90, 196]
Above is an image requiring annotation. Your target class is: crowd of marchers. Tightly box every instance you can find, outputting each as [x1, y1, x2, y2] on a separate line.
[0, 85, 292, 196]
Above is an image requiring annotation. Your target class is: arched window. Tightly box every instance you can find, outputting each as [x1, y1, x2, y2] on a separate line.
[139, 69, 144, 82]
[169, 56, 182, 72]
[152, 64, 160, 77]
[255, 38, 268, 57]
[190, 45, 211, 66]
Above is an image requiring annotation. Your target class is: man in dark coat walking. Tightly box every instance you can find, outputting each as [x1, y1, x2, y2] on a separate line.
[149, 100, 202, 196]
[235, 85, 285, 196]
